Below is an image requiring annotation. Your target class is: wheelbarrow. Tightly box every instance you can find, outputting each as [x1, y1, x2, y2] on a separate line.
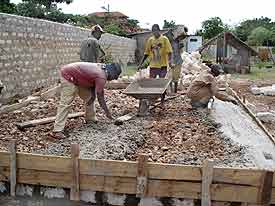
[123, 78, 172, 116]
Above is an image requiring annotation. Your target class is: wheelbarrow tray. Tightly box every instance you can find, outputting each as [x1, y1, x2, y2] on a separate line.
[123, 78, 171, 99]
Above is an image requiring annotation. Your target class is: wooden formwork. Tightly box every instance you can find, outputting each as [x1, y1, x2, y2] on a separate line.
[0, 142, 275, 205]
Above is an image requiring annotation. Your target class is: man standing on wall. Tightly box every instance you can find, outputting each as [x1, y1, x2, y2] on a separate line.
[138, 24, 173, 78]
[80, 25, 105, 63]
[164, 25, 188, 93]
[51, 62, 122, 139]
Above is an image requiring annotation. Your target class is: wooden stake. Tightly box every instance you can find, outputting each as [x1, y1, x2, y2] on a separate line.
[70, 144, 80, 201]
[10, 140, 17, 197]
[136, 154, 149, 197]
[201, 160, 214, 206]
[257, 171, 273, 205]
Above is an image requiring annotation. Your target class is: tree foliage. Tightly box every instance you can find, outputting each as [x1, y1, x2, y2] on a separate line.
[163, 20, 176, 29]
[22, 0, 73, 9]
[201, 17, 227, 40]
[247, 27, 273, 46]
[234, 17, 275, 42]
[0, 0, 17, 14]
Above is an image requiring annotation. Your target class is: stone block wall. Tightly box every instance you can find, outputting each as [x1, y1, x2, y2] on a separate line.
[0, 13, 136, 102]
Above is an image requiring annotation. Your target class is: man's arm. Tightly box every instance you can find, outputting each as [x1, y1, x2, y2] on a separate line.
[97, 90, 112, 119]
[215, 91, 237, 104]
[138, 38, 151, 69]
[138, 54, 149, 69]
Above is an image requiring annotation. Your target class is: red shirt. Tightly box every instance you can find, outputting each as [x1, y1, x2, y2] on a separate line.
[61, 62, 106, 93]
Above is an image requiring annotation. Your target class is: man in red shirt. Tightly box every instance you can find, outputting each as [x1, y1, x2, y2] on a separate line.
[52, 62, 121, 139]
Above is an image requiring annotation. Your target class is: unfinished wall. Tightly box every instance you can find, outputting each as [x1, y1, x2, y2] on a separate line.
[0, 13, 136, 102]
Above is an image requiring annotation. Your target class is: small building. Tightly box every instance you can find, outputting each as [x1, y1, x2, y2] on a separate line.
[185, 35, 203, 53]
[199, 32, 258, 74]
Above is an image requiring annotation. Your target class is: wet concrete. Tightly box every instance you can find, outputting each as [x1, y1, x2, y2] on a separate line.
[212, 99, 275, 169]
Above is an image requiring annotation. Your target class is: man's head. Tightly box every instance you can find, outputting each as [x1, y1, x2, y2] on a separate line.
[152, 24, 161, 38]
[91, 24, 104, 40]
[104, 63, 122, 81]
[209, 64, 221, 77]
[171, 25, 187, 41]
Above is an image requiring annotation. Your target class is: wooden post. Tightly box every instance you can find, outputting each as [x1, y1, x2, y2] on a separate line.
[136, 154, 149, 197]
[70, 144, 80, 201]
[201, 160, 214, 206]
[257, 171, 273, 205]
[10, 140, 17, 197]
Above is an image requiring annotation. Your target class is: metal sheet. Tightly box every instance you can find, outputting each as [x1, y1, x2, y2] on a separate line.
[123, 79, 171, 99]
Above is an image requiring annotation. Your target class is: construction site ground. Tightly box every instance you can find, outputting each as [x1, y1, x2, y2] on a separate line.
[1, 87, 253, 167]
[230, 79, 275, 137]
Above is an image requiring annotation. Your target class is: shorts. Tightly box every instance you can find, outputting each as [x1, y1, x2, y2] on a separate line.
[149, 67, 167, 78]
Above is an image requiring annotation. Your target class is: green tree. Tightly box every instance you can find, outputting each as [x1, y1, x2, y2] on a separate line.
[0, 0, 17, 14]
[247, 27, 273, 46]
[234, 17, 275, 42]
[163, 20, 176, 29]
[16, 1, 46, 18]
[104, 23, 126, 36]
[201, 17, 226, 40]
[22, 0, 73, 9]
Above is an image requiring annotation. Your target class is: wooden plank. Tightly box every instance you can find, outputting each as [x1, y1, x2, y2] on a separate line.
[70, 144, 80, 201]
[0, 167, 262, 203]
[0, 151, 71, 172]
[136, 154, 148, 197]
[202, 160, 214, 206]
[10, 140, 16, 197]
[1, 168, 71, 188]
[0, 151, 268, 187]
[15, 112, 85, 129]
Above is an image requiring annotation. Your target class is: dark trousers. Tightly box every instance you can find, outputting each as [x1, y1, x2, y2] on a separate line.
[149, 67, 167, 78]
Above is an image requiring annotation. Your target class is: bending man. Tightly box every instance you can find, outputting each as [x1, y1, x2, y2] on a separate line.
[187, 64, 237, 108]
[52, 62, 121, 139]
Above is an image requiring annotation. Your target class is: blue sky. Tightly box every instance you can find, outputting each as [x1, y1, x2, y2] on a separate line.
[11, 0, 275, 34]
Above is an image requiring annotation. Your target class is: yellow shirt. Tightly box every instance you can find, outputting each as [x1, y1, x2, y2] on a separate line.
[144, 35, 172, 68]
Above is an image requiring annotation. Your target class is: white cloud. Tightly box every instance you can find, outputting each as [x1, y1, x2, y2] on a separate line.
[10, 0, 275, 34]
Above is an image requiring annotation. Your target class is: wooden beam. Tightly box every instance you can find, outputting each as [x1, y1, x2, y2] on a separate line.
[70, 144, 80, 201]
[0, 166, 264, 203]
[202, 160, 214, 206]
[0, 151, 270, 186]
[15, 112, 85, 129]
[10, 140, 17, 197]
[136, 154, 148, 197]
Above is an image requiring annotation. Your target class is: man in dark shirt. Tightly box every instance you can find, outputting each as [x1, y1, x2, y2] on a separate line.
[80, 25, 105, 63]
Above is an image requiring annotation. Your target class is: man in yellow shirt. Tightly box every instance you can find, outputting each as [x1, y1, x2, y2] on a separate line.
[138, 24, 173, 78]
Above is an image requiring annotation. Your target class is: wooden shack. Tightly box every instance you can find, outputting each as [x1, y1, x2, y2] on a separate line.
[199, 32, 258, 74]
